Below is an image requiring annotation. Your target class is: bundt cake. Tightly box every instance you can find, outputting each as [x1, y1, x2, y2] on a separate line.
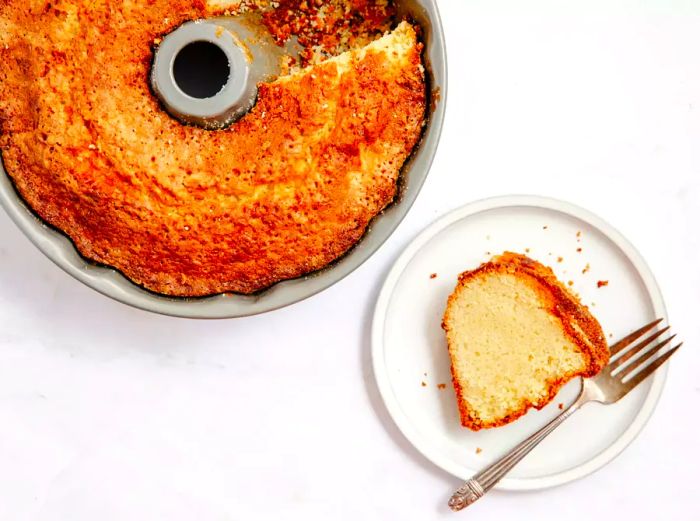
[442, 253, 609, 431]
[0, 1, 426, 297]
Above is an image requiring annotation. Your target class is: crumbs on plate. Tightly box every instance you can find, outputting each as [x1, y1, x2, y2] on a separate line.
[437, 383, 447, 390]
[475, 447, 483, 455]
[430, 273, 437, 279]
[597, 280, 609, 288]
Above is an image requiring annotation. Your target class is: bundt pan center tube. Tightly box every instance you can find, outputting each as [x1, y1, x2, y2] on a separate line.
[152, 21, 259, 129]
[151, 16, 297, 129]
[0, 0, 447, 319]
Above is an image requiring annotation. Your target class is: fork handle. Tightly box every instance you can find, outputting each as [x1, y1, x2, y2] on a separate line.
[448, 401, 583, 512]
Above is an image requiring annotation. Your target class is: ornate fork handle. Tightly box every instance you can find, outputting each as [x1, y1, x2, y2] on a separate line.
[448, 398, 584, 511]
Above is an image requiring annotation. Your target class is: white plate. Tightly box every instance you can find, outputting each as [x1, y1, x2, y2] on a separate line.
[372, 195, 668, 490]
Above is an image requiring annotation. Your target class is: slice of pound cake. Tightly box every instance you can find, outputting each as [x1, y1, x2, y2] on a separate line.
[442, 252, 609, 430]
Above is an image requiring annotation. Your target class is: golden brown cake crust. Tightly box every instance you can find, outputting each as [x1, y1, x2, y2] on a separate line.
[0, 1, 425, 297]
[442, 252, 609, 430]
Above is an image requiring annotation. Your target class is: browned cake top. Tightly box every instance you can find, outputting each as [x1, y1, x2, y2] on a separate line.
[0, 1, 425, 296]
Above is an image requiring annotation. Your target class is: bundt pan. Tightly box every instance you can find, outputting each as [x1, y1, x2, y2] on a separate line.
[0, 0, 446, 319]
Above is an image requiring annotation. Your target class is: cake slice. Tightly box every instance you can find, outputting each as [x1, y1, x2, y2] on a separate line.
[442, 252, 609, 430]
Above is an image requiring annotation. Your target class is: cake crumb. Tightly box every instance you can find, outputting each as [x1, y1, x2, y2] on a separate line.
[475, 447, 483, 455]
[421, 381, 427, 387]
[430, 273, 437, 279]
[582, 263, 590, 274]
[486, 251, 491, 256]
[576, 247, 582, 253]
[567, 280, 574, 287]
[437, 383, 447, 390]
[576, 231, 582, 239]
[597, 280, 609, 288]
[444, 252, 606, 430]
[543, 225, 548, 230]
[558, 403, 564, 410]
[557, 256, 564, 263]
[609, 333, 614, 338]
[525, 248, 530, 253]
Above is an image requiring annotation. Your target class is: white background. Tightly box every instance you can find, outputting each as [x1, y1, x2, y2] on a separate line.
[1, 0, 699, 519]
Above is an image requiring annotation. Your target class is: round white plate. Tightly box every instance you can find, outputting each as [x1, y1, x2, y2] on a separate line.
[372, 195, 668, 490]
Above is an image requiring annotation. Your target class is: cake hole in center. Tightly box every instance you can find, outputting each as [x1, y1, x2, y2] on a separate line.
[173, 41, 231, 99]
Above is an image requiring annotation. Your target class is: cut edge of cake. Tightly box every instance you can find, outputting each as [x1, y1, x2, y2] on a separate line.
[442, 252, 609, 431]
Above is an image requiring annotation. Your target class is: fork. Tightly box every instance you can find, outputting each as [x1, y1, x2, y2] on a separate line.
[448, 318, 682, 512]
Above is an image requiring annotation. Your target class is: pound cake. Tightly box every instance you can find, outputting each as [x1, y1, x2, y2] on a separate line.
[0, 1, 425, 297]
[442, 253, 609, 430]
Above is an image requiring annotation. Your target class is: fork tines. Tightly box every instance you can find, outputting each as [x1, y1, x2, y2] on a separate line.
[608, 319, 682, 387]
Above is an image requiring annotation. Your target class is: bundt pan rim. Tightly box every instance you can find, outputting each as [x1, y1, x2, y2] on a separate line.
[0, 0, 447, 319]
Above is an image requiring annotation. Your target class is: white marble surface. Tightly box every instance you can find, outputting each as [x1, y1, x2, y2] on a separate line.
[1, 1, 699, 519]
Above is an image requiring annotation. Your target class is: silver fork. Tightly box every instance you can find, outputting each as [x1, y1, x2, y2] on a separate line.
[448, 319, 682, 512]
